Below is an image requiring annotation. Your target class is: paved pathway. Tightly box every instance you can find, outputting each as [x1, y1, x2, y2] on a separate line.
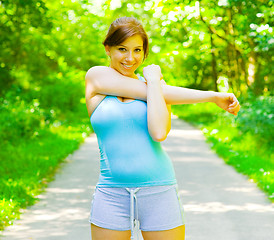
[1, 117, 273, 240]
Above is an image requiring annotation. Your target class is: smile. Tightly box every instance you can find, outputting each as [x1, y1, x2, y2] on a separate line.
[121, 63, 134, 69]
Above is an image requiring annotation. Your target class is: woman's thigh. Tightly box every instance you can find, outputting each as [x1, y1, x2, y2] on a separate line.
[141, 225, 185, 240]
[91, 224, 131, 240]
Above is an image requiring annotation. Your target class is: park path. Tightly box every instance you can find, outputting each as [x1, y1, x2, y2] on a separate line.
[1, 116, 273, 240]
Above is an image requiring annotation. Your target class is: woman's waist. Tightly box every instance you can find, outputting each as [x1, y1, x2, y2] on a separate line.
[99, 157, 176, 187]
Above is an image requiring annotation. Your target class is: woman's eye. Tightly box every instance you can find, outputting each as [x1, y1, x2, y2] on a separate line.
[119, 48, 126, 52]
[135, 48, 141, 52]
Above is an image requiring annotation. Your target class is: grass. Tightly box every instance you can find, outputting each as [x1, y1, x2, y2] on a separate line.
[0, 106, 92, 231]
[172, 95, 274, 202]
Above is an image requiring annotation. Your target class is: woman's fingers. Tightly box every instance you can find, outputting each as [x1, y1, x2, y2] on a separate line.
[224, 93, 241, 115]
[229, 100, 237, 108]
[227, 94, 235, 105]
[229, 102, 241, 115]
[143, 64, 162, 82]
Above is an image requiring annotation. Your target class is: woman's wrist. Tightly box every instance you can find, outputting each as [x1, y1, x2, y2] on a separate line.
[210, 91, 220, 104]
[146, 79, 162, 86]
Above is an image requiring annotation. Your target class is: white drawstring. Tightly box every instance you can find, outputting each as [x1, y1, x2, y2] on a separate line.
[126, 188, 140, 240]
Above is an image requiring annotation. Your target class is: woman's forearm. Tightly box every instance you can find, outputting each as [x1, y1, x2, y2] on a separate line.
[163, 85, 216, 105]
[145, 73, 171, 142]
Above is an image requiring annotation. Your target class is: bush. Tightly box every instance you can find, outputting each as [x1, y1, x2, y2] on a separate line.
[37, 68, 85, 112]
[236, 96, 274, 148]
[0, 97, 45, 142]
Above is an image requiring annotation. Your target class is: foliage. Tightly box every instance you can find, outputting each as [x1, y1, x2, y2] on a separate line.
[172, 95, 274, 202]
[236, 95, 274, 145]
[1, 0, 273, 96]
[0, 0, 273, 231]
[0, 97, 44, 141]
[0, 0, 53, 92]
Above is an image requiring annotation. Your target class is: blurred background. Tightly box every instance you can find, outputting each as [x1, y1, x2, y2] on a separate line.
[0, 0, 273, 231]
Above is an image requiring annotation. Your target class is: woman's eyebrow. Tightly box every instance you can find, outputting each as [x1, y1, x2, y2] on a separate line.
[119, 45, 143, 48]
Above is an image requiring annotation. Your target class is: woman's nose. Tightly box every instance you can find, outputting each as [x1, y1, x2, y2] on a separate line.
[125, 51, 134, 61]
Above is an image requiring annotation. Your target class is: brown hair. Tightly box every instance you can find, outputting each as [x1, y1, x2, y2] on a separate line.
[103, 17, 149, 59]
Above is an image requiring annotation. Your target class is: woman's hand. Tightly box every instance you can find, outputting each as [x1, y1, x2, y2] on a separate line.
[143, 64, 162, 83]
[214, 92, 241, 116]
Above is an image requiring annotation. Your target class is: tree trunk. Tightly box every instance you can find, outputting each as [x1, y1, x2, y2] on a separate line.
[227, 43, 236, 92]
[210, 34, 218, 92]
[227, 6, 242, 95]
[247, 50, 256, 87]
[254, 60, 264, 96]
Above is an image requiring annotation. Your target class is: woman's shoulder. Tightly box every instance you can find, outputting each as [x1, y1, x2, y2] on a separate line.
[85, 66, 113, 79]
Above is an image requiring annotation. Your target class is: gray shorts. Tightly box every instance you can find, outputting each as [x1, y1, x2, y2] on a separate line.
[89, 184, 185, 238]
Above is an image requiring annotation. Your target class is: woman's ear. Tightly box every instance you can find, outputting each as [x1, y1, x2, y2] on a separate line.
[105, 45, 111, 56]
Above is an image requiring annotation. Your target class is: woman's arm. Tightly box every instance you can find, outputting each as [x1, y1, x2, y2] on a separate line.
[85, 66, 147, 101]
[143, 65, 171, 142]
[161, 85, 240, 115]
[85, 66, 240, 115]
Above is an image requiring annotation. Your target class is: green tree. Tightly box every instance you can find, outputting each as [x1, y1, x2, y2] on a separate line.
[0, 0, 53, 93]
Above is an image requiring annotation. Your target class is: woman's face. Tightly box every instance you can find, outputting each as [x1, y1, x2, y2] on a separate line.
[105, 34, 144, 78]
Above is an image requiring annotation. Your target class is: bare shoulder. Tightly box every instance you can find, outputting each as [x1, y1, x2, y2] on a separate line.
[86, 65, 108, 75]
[85, 66, 114, 81]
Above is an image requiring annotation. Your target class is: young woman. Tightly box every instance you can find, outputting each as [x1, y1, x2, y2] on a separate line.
[85, 17, 240, 240]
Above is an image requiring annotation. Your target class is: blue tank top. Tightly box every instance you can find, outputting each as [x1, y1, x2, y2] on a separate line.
[90, 76, 177, 187]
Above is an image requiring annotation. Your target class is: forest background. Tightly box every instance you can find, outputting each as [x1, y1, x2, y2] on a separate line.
[0, 0, 273, 231]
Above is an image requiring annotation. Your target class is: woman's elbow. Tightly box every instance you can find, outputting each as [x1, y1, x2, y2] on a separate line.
[148, 121, 171, 142]
[151, 131, 169, 142]
[153, 136, 167, 142]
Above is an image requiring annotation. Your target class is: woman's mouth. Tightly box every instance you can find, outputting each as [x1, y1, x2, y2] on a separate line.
[121, 63, 134, 69]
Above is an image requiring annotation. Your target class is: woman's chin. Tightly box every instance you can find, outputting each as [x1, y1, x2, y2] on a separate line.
[119, 69, 136, 78]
